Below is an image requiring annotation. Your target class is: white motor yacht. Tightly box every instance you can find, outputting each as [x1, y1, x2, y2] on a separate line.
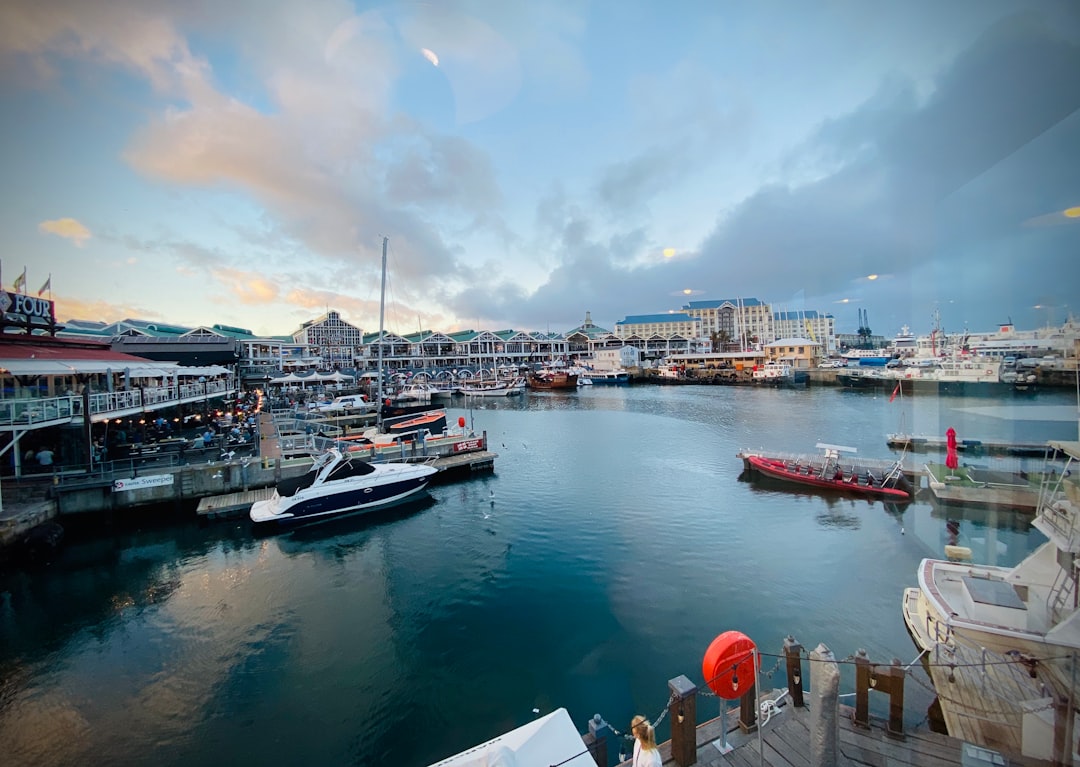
[250, 448, 437, 527]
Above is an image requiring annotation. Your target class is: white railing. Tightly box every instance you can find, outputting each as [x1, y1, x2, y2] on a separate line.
[0, 395, 79, 425]
[1, 379, 237, 429]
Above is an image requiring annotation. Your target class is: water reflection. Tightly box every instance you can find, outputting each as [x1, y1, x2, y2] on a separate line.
[272, 495, 438, 556]
[0, 385, 1073, 766]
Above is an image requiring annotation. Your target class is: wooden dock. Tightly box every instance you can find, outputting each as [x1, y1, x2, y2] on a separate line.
[888, 434, 1051, 458]
[196, 487, 274, 518]
[623, 700, 1052, 767]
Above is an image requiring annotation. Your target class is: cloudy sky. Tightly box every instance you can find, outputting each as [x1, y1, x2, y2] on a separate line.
[2, 0, 1078, 339]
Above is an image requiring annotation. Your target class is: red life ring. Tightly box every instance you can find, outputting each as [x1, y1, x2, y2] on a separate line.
[702, 630, 758, 700]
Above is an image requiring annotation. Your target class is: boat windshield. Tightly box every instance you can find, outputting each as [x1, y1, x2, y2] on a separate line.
[277, 469, 320, 498]
[325, 457, 377, 480]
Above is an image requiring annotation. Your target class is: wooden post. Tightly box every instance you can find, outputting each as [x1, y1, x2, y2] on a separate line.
[585, 714, 609, 767]
[885, 659, 905, 739]
[738, 677, 758, 733]
[853, 649, 905, 738]
[784, 634, 805, 708]
[809, 644, 840, 767]
[1054, 694, 1069, 767]
[853, 648, 871, 729]
[668, 675, 698, 766]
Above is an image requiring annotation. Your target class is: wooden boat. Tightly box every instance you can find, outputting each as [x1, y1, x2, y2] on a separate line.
[527, 369, 578, 390]
[741, 443, 914, 500]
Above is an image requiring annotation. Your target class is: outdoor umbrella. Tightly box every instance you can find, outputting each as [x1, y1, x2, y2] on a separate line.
[945, 427, 959, 474]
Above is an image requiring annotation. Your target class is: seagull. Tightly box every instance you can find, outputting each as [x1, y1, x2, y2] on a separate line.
[901, 527, 905, 535]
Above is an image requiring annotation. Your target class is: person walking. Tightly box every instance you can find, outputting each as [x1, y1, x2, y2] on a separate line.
[631, 716, 661, 767]
[36, 446, 55, 468]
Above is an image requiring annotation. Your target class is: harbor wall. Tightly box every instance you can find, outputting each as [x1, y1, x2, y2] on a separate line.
[54, 459, 300, 514]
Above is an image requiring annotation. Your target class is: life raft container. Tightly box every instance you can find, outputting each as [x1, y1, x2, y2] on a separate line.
[702, 630, 758, 700]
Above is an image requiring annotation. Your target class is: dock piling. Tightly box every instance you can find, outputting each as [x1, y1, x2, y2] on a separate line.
[854, 649, 905, 738]
[584, 714, 608, 767]
[668, 674, 698, 766]
[784, 634, 805, 708]
[738, 675, 757, 733]
[809, 643, 839, 767]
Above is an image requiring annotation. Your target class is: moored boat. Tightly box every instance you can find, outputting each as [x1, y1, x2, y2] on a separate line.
[740, 443, 914, 500]
[588, 369, 630, 384]
[527, 369, 578, 390]
[459, 376, 524, 397]
[250, 448, 437, 527]
[901, 440, 1080, 757]
[751, 360, 808, 387]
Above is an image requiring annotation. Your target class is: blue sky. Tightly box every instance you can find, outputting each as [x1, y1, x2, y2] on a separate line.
[1, 0, 1077, 338]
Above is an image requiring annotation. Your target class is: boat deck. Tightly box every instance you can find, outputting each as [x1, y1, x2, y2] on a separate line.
[903, 587, 1055, 757]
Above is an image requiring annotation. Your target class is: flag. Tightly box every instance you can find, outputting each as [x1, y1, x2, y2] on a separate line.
[889, 382, 901, 403]
[38, 275, 51, 296]
[13, 267, 26, 293]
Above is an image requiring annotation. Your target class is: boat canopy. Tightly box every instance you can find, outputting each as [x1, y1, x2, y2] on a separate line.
[815, 442, 857, 453]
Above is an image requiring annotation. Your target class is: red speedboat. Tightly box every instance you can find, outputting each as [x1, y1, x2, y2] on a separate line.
[741, 443, 914, 501]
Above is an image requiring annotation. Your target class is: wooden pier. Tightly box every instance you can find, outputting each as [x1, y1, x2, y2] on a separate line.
[887, 434, 1052, 458]
[638, 702, 1052, 767]
[582, 637, 1061, 767]
[196, 487, 274, 518]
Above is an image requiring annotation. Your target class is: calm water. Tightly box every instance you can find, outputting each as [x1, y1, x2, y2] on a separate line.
[2, 385, 1077, 766]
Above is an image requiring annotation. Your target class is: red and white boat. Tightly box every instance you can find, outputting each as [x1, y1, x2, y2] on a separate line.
[740, 443, 915, 500]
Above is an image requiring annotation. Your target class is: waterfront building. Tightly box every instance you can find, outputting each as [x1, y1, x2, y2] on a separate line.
[113, 332, 239, 368]
[55, 319, 114, 340]
[564, 311, 618, 357]
[762, 336, 822, 368]
[0, 333, 235, 478]
[591, 345, 640, 371]
[681, 298, 772, 350]
[772, 310, 835, 354]
[614, 313, 700, 360]
[615, 312, 701, 340]
[290, 310, 364, 370]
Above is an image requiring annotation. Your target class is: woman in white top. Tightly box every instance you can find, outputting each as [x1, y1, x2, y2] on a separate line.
[630, 715, 662, 767]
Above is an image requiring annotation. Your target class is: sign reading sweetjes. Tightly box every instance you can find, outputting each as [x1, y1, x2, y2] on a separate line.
[113, 475, 175, 492]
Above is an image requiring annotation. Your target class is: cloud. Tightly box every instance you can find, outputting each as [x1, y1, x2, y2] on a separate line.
[211, 267, 281, 306]
[0, 0, 208, 93]
[38, 217, 93, 246]
[56, 296, 160, 324]
[686, 10, 1080, 329]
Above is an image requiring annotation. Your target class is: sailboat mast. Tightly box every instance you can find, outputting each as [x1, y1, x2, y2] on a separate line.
[376, 236, 388, 413]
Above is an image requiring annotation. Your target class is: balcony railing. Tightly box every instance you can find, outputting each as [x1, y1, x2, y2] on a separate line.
[0, 379, 235, 430]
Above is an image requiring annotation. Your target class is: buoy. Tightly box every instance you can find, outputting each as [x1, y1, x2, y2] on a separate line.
[944, 545, 972, 561]
[702, 630, 757, 700]
[458, 416, 466, 428]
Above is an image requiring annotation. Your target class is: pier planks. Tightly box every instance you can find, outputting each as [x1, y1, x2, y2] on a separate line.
[196, 487, 273, 517]
[614, 700, 1052, 767]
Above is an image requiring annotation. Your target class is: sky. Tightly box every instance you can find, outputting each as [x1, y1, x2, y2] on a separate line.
[1, 0, 1078, 340]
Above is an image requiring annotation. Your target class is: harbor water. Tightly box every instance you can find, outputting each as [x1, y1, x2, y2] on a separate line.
[1, 384, 1077, 766]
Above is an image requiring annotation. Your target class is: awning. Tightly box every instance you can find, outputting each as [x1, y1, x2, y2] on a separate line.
[175, 365, 232, 377]
[0, 359, 119, 375]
